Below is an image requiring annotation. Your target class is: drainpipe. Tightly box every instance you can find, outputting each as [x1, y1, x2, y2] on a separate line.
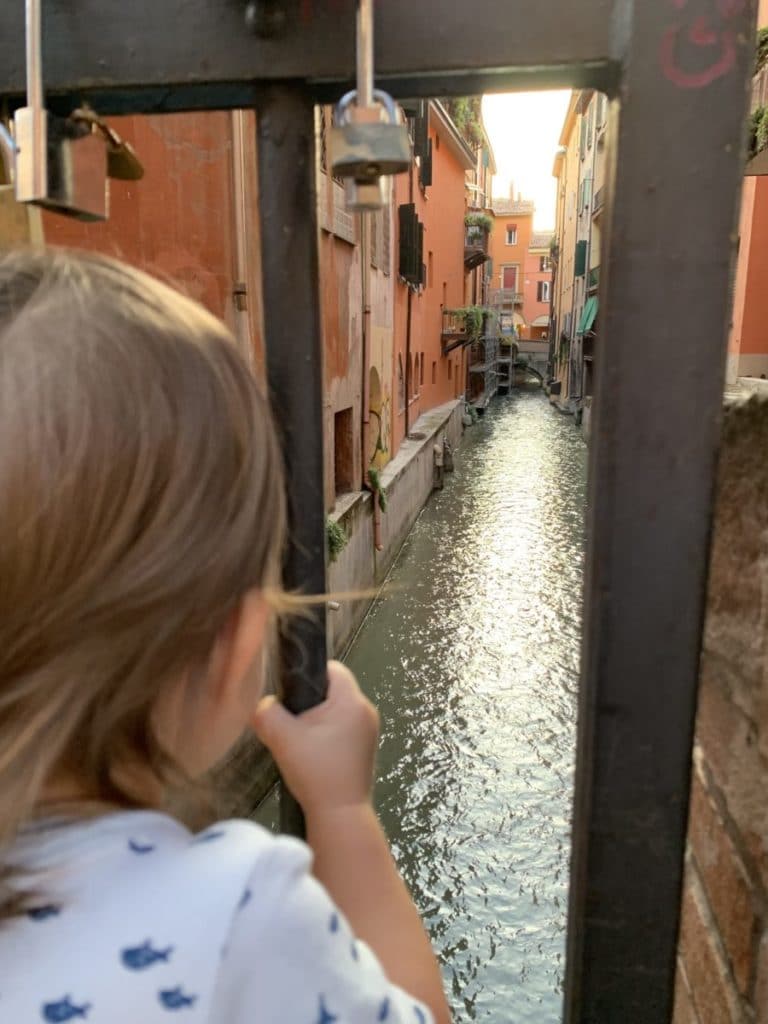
[404, 158, 415, 439]
[361, 211, 372, 483]
[230, 110, 252, 365]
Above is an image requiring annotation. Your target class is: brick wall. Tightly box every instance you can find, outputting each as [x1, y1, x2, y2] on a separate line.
[674, 397, 768, 1023]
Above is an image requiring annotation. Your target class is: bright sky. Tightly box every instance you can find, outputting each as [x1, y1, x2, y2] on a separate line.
[482, 91, 571, 230]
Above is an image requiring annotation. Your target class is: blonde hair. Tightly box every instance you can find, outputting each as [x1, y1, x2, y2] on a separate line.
[0, 248, 287, 915]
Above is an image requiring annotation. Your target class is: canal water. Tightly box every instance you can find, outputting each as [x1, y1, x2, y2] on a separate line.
[346, 392, 588, 1022]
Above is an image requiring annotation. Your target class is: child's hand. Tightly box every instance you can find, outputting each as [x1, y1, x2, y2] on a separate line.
[252, 661, 379, 816]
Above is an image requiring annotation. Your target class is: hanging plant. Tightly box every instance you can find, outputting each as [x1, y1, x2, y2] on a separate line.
[366, 466, 388, 513]
[465, 212, 493, 233]
[326, 517, 348, 563]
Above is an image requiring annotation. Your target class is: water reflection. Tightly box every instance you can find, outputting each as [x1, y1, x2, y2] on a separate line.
[346, 392, 587, 1023]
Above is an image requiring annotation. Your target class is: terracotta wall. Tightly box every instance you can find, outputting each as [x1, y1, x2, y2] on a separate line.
[488, 213, 533, 298]
[41, 112, 263, 369]
[728, 177, 768, 381]
[523, 250, 552, 340]
[392, 111, 468, 453]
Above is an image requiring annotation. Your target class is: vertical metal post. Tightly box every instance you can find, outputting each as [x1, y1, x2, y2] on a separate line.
[564, 1, 756, 1020]
[255, 84, 328, 838]
[24, 0, 45, 199]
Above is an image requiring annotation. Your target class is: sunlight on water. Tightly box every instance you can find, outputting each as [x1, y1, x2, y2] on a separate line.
[346, 393, 587, 1023]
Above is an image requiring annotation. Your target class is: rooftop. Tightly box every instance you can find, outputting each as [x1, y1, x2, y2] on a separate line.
[490, 198, 535, 217]
[530, 231, 555, 250]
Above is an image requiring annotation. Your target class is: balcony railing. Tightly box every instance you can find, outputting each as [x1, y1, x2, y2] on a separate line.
[464, 226, 489, 269]
[490, 288, 524, 307]
[593, 187, 605, 216]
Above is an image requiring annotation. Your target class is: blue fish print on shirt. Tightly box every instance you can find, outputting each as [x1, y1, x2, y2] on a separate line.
[159, 987, 197, 1011]
[128, 839, 155, 854]
[192, 829, 225, 844]
[317, 996, 338, 1024]
[41, 996, 91, 1022]
[413, 1007, 427, 1024]
[329, 912, 339, 933]
[28, 904, 60, 921]
[121, 940, 173, 970]
[378, 996, 391, 1021]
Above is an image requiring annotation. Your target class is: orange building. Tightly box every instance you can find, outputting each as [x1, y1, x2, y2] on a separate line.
[728, 175, 768, 383]
[391, 102, 475, 453]
[523, 232, 554, 341]
[488, 197, 535, 338]
[38, 112, 262, 367]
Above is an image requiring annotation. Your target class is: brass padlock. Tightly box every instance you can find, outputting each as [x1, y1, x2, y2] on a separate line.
[72, 109, 145, 182]
[329, 90, 411, 185]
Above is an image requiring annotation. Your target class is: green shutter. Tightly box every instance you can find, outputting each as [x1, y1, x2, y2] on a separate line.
[574, 239, 588, 277]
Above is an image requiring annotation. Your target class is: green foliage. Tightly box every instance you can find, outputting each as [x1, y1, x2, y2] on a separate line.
[366, 467, 388, 513]
[453, 305, 494, 339]
[445, 97, 484, 148]
[757, 27, 768, 74]
[326, 517, 348, 563]
[751, 105, 768, 160]
[465, 212, 493, 233]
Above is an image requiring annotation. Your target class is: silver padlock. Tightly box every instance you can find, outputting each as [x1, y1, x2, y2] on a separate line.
[13, 0, 110, 220]
[329, 89, 411, 208]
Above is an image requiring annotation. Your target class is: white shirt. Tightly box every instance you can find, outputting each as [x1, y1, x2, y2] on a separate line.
[0, 811, 434, 1024]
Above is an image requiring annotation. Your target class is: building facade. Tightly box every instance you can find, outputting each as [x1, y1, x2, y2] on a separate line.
[551, 89, 608, 416]
[488, 196, 535, 338]
[524, 232, 554, 341]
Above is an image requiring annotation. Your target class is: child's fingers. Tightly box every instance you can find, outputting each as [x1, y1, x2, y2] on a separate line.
[251, 694, 297, 753]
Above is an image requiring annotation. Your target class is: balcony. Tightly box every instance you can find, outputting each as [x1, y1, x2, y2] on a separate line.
[464, 225, 490, 270]
[593, 187, 605, 217]
[490, 288, 524, 307]
[442, 308, 478, 354]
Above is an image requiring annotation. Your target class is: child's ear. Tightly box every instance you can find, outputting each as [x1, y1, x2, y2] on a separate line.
[215, 590, 270, 706]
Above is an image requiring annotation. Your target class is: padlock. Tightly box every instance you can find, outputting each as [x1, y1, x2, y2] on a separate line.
[329, 90, 411, 184]
[344, 178, 387, 213]
[72, 109, 145, 182]
[12, 0, 111, 220]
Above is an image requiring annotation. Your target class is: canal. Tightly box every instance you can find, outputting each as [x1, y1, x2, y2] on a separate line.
[346, 392, 588, 1022]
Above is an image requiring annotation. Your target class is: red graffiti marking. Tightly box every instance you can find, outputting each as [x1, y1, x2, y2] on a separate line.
[660, 0, 743, 89]
[660, 24, 736, 87]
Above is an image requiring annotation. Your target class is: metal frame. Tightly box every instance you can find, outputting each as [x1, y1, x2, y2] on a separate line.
[0, 2, 756, 1020]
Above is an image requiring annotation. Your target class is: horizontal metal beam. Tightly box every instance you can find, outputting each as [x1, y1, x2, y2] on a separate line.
[0, 1, 617, 113]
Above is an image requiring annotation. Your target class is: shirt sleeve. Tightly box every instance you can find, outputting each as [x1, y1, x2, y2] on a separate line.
[209, 834, 435, 1024]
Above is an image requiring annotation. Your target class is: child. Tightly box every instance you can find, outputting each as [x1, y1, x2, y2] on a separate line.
[0, 249, 450, 1024]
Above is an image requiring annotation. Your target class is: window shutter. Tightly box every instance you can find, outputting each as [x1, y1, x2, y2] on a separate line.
[420, 138, 433, 189]
[537, 281, 543, 302]
[417, 222, 426, 286]
[414, 101, 429, 162]
[574, 239, 588, 278]
[398, 203, 416, 280]
[506, 223, 517, 231]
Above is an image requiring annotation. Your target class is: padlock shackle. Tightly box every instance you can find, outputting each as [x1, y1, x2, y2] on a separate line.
[26, 0, 43, 114]
[334, 89, 399, 126]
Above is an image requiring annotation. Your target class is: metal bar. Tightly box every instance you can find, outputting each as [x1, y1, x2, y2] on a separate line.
[356, 0, 373, 109]
[255, 84, 328, 838]
[564, 0, 756, 1020]
[0, 1, 616, 109]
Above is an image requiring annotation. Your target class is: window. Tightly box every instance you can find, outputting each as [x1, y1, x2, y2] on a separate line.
[538, 281, 551, 303]
[428, 251, 434, 288]
[431, 361, 437, 385]
[540, 256, 552, 272]
[419, 353, 425, 386]
[448, 360, 452, 381]
[506, 227, 517, 245]
[502, 265, 518, 291]
[333, 408, 354, 495]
